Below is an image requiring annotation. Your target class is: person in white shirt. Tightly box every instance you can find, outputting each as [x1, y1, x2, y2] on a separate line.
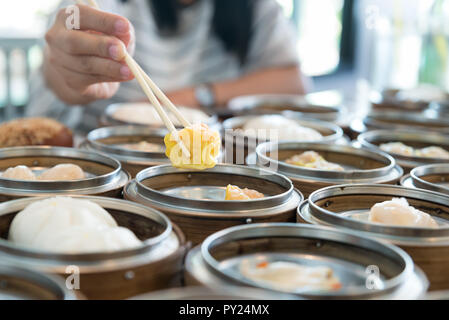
[28, 0, 305, 132]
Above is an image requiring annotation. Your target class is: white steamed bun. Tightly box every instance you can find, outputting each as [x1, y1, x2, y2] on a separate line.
[9, 197, 142, 253]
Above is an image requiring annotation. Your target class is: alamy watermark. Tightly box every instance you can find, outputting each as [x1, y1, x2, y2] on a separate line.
[65, 5, 81, 30]
[65, 265, 80, 290]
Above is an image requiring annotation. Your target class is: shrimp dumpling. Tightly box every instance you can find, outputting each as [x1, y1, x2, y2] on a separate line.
[369, 198, 438, 228]
[1, 166, 36, 181]
[240, 260, 342, 292]
[225, 185, 264, 201]
[380, 142, 414, 156]
[38, 164, 85, 181]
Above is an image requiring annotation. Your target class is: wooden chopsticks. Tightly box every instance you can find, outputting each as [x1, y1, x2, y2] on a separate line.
[76, 0, 192, 157]
[76, 0, 99, 8]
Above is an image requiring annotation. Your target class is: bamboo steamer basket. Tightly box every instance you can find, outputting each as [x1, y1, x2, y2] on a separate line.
[82, 126, 224, 178]
[249, 141, 403, 198]
[0, 263, 77, 300]
[0, 147, 130, 202]
[100, 102, 220, 129]
[0, 196, 187, 300]
[185, 223, 428, 300]
[222, 115, 344, 165]
[124, 164, 303, 245]
[369, 88, 444, 112]
[131, 286, 297, 300]
[298, 184, 449, 291]
[358, 130, 449, 172]
[401, 164, 449, 196]
[227, 94, 346, 123]
[350, 112, 449, 137]
[81, 126, 169, 177]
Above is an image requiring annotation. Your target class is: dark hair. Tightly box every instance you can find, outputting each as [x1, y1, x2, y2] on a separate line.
[123, 0, 255, 64]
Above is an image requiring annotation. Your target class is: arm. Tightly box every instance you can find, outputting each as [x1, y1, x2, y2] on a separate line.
[168, 0, 306, 108]
[166, 64, 306, 108]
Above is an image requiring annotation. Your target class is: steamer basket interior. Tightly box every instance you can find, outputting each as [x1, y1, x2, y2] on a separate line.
[140, 171, 288, 199]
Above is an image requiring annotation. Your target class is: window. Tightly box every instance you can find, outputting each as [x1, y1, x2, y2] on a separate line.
[0, 0, 60, 109]
[276, 0, 354, 77]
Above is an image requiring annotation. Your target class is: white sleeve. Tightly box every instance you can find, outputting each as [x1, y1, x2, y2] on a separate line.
[244, 0, 299, 73]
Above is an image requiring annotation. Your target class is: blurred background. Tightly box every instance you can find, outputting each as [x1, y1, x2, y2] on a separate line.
[0, 0, 447, 120]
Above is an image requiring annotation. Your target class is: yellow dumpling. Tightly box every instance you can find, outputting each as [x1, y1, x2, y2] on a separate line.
[164, 124, 221, 170]
[225, 185, 265, 201]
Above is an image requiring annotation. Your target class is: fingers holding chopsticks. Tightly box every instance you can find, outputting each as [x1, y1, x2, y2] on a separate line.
[42, 2, 136, 104]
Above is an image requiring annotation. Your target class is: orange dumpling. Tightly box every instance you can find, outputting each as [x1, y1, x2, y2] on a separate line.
[164, 124, 221, 170]
[225, 185, 264, 201]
